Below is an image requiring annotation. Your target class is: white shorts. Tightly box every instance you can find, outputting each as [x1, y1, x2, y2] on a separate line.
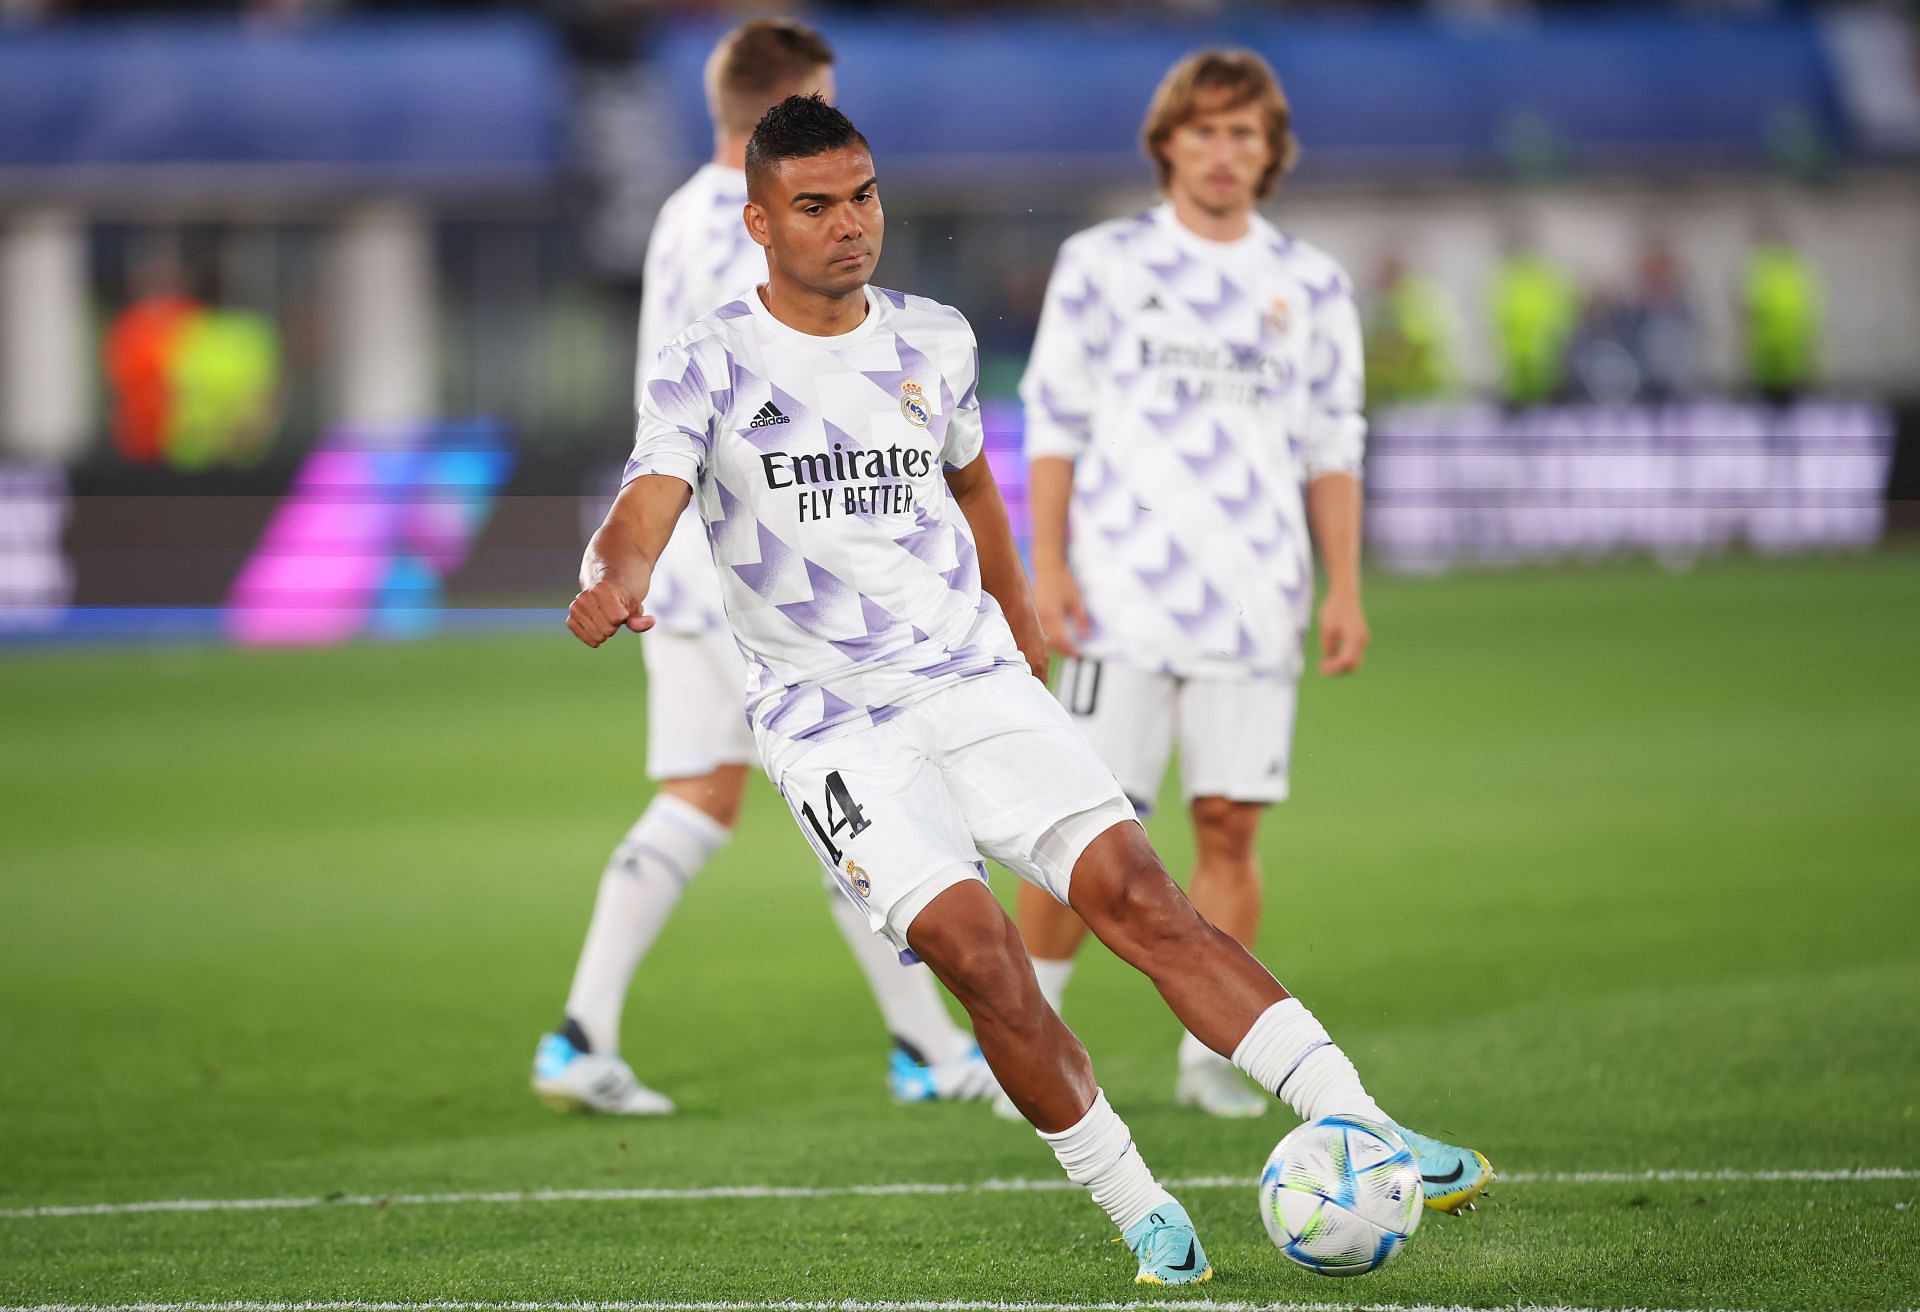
[641, 627, 758, 780]
[757, 668, 1138, 950]
[1055, 658, 1298, 812]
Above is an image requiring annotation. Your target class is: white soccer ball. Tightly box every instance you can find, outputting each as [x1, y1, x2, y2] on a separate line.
[1259, 1114, 1423, 1276]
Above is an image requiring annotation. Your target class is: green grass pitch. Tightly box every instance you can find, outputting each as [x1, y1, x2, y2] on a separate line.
[2, 553, 1916, 1310]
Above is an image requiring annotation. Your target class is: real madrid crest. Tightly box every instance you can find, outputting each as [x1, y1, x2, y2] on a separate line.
[845, 859, 871, 899]
[1265, 297, 1293, 338]
[899, 379, 931, 428]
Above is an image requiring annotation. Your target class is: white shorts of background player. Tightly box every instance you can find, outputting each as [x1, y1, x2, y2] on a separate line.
[1053, 657, 1297, 812]
[758, 667, 1137, 951]
[641, 628, 758, 779]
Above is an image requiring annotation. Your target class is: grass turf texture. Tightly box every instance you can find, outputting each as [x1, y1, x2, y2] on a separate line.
[1, 553, 1915, 1309]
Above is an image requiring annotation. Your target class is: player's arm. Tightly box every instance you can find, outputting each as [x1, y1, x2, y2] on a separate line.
[946, 452, 1048, 683]
[1020, 239, 1103, 657]
[569, 474, 693, 648]
[1028, 456, 1089, 657]
[1301, 268, 1371, 677]
[1306, 473, 1367, 675]
[571, 340, 712, 649]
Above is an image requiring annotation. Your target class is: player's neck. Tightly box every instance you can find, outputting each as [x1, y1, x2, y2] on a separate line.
[712, 135, 749, 171]
[1167, 193, 1255, 244]
[757, 278, 870, 338]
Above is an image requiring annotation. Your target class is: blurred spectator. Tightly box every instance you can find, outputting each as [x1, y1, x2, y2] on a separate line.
[103, 237, 281, 468]
[1490, 242, 1580, 406]
[1363, 253, 1464, 407]
[1567, 289, 1640, 406]
[1621, 240, 1702, 401]
[1743, 237, 1823, 403]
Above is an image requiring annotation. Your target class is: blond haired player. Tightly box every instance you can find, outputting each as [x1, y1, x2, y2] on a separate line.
[533, 21, 996, 1116]
[1014, 48, 1487, 1208]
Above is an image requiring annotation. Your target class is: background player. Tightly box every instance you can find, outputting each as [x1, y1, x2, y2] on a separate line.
[533, 20, 996, 1116]
[1017, 50, 1371, 1120]
[569, 95, 1492, 1280]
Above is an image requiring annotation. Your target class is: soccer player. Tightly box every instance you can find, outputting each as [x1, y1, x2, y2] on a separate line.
[533, 20, 996, 1116]
[569, 94, 1493, 1282]
[1015, 49, 1388, 1124]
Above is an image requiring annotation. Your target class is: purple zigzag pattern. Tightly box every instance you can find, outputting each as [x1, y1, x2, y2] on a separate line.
[1178, 422, 1239, 482]
[875, 287, 909, 310]
[1167, 581, 1231, 640]
[775, 557, 858, 636]
[1145, 246, 1194, 285]
[714, 298, 754, 321]
[1184, 273, 1245, 326]
[1133, 539, 1191, 594]
[1310, 341, 1343, 394]
[859, 332, 940, 409]
[1303, 274, 1348, 313]
[940, 531, 979, 593]
[730, 521, 798, 598]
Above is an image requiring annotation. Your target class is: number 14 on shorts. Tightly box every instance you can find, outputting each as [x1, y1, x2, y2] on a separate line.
[795, 770, 870, 866]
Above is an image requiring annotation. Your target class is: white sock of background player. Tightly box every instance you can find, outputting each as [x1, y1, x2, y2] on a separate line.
[825, 893, 977, 1068]
[562, 794, 727, 1054]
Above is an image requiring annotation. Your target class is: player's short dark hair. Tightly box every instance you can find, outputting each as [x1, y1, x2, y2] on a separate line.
[706, 20, 836, 139]
[745, 94, 870, 191]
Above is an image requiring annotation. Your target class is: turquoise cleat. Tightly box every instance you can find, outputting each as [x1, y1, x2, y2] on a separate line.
[1123, 1200, 1212, 1285]
[1390, 1122, 1496, 1214]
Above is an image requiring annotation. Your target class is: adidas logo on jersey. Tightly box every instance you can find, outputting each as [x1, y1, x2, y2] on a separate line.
[1140, 293, 1164, 311]
[748, 401, 791, 429]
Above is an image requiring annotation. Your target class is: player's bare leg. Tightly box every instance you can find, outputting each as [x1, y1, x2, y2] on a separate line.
[1015, 879, 1087, 1013]
[906, 878, 1211, 1284]
[660, 764, 751, 828]
[1176, 797, 1270, 1116]
[1065, 816, 1493, 1211]
[541, 760, 994, 1112]
[908, 880, 1093, 1131]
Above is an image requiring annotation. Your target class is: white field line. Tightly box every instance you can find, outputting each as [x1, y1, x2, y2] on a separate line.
[4, 1303, 1904, 1312]
[1, 1169, 1914, 1220]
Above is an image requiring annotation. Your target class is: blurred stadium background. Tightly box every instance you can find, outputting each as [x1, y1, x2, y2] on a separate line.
[2, 2, 1918, 1307]
[1, 0, 1915, 636]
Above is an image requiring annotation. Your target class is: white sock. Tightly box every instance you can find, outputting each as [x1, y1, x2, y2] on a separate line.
[1231, 997, 1387, 1123]
[563, 793, 729, 1054]
[1031, 956, 1075, 1015]
[826, 893, 972, 1065]
[1039, 1089, 1174, 1236]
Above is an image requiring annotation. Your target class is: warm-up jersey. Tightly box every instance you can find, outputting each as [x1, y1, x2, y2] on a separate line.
[1020, 203, 1366, 681]
[625, 286, 1025, 746]
[634, 164, 764, 634]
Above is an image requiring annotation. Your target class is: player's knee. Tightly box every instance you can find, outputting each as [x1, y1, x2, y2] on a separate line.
[914, 914, 1037, 1022]
[1079, 845, 1204, 960]
[1191, 796, 1261, 863]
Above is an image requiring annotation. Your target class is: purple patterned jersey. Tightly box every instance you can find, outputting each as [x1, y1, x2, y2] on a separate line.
[635, 165, 763, 634]
[1020, 204, 1366, 680]
[625, 285, 1024, 746]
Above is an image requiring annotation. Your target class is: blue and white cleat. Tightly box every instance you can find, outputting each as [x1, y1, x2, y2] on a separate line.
[531, 1032, 674, 1116]
[887, 1042, 1003, 1105]
[1124, 1200, 1212, 1285]
[1390, 1121, 1495, 1214]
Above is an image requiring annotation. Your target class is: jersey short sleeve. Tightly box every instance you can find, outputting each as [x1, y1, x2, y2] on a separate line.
[941, 338, 986, 471]
[1019, 237, 1107, 462]
[624, 342, 713, 492]
[1301, 270, 1367, 480]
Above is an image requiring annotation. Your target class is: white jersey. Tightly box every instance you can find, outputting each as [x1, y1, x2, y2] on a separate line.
[1020, 203, 1366, 681]
[635, 163, 764, 633]
[625, 285, 1025, 747]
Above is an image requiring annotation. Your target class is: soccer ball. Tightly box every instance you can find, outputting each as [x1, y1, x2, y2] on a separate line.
[1259, 1114, 1423, 1276]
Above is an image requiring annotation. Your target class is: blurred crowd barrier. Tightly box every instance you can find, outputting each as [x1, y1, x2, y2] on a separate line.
[1, 7, 1916, 644]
